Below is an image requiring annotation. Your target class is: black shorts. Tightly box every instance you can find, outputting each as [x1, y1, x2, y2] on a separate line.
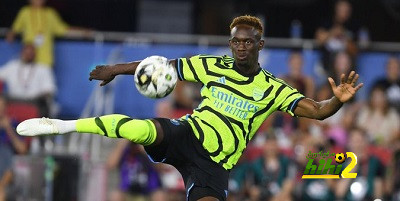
[144, 118, 229, 201]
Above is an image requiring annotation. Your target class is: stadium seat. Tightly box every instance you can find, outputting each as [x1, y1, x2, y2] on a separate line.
[6, 102, 40, 122]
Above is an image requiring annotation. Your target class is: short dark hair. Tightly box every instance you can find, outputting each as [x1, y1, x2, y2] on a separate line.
[288, 50, 303, 60]
[230, 15, 263, 36]
[368, 85, 389, 114]
[349, 127, 368, 139]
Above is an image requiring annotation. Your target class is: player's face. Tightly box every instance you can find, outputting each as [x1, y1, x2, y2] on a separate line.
[229, 26, 264, 67]
[263, 139, 278, 156]
[30, 0, 45, 7]
[335, 1, 351, 23]
[289, 53, 303, 74]
[386, 57, 400, 81]
[21, 45, 36, 63]
[349, 130, 366, 154]
[371, 88, 387, 109]
[334, 52, 351, 75]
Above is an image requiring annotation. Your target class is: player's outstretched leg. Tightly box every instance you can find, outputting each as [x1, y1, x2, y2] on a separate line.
[16, 114, 157, 146]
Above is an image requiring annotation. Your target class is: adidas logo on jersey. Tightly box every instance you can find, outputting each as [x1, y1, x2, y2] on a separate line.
[216, 76, 226, 84]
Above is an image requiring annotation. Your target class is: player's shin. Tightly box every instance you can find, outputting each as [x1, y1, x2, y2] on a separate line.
[76, 114, 157, 146]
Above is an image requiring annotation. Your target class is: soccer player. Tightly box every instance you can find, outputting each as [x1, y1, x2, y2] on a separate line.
[17, 15, 363, 201]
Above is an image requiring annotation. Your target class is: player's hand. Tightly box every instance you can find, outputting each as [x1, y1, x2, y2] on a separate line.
[89, 65, 115, 86]
[328, 71, 364, 103]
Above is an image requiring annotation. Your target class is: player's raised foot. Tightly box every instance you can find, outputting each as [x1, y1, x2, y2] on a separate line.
[17, 117, 62, 136]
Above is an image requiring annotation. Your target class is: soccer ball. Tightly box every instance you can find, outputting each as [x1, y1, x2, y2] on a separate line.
[335, 153, 346, 164]
[134, 56, 177, 98]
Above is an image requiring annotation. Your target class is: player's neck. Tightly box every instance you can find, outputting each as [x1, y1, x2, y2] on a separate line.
[235, 62, 260, 76]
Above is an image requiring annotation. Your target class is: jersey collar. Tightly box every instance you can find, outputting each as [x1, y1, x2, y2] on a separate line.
[233, 62, 262, 77]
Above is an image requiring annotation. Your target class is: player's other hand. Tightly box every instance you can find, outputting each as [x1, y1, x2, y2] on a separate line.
[328, 71, 364, 103]
[89, 65, 115, 86]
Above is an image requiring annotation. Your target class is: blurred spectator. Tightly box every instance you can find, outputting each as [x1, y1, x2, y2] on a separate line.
[107, 140, 163, 201]
[315, 0, 358, 74]
[0, 95, 29, 201]
[372, 56, 400, 113]
[281, 51, 314, 98]
[331, 51, 354, 83]
[335, 128, 384, 201]
[156, 81, 202, 118]
[356, 85, 400, 147]
[277, 51, 315, 133]
[0, 44, 56, 116]
[6, 0, 92, 67]
[232, 133, 295, 201]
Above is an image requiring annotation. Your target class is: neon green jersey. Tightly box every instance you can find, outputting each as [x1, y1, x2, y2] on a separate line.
[175, 55, 304, 170]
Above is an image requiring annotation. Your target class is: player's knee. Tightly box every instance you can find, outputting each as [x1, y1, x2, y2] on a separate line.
[119, 119, 157, 146]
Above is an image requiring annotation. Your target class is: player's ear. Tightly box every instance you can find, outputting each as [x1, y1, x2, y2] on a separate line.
[258, 39, 265, 51]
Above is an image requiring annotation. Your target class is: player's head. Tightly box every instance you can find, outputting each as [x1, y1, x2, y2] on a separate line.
[385, 56, 400, 81]
[368, 85, 389, 114]
[229, 15, 265, 67]
[30, 0, 46, 7]
[288, 51, 304, 75]
[335, 0, 352, 24]
[21, 44, 36, 64]
[263, 132, 279, 157]
[333, 51, 351, 76]
[348, 127, 368, 155]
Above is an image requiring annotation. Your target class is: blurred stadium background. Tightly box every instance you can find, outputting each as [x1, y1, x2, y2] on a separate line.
[0, 0, 400, 201]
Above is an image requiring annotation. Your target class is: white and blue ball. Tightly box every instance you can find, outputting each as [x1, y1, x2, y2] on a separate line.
[134, 56, 177, 98]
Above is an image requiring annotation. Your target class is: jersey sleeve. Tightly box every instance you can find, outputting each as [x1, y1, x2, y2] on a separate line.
[274, 78, 305, 116]
[174, 55, 207, 83]
[48, 8, 69, 36]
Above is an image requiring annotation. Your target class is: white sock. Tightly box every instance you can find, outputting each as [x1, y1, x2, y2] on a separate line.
[53, 119, 77, 134]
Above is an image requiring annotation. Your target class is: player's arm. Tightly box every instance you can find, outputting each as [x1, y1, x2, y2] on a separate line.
[174, 55, 207, 83]
[293, 96, 343, 120]
[294, 71, 363, 120]
[89, 60, 176, 86]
